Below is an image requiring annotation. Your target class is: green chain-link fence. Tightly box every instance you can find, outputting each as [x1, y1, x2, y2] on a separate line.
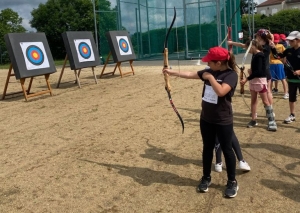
[98, 0, 243, 62]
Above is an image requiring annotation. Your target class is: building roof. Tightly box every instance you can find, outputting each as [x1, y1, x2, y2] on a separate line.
[257, 0, 284, 7]
[286, 0, 300, 3]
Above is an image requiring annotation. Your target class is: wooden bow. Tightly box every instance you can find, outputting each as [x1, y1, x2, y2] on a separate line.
[163, 7, 184, 134]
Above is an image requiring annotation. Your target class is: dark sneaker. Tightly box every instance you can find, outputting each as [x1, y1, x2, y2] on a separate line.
[225, 180, 239, 198]
[247, 120, 258, 128]
[196, 176, 211, 193]
[272, 88, 278, 94]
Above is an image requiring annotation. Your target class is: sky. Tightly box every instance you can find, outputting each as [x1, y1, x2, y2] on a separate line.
[0, 0, 117, 31]
[0, 0, 266, 32]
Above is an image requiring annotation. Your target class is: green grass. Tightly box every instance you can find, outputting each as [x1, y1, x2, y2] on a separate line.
[0, 60, 67, 69]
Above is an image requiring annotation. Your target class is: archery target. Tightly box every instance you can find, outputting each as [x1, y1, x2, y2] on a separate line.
[20, 42, 50, 70]
[116, 36, 132, 55]
[74, 39, 95, 62]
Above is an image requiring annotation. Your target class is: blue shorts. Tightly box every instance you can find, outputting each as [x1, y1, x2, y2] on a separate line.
[270, 64, 286, 81]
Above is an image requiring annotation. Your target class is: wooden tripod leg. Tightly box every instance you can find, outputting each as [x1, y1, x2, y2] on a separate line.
[75, 69, 82, 84]
[130, 60, 135, 75]
[100, 52, 111, 78]
[2, 64, 13, 100]
[27, 77, 34, 94]
[92, 67, 98, 84]
[20, 78, 28, 101]
[115, 62, 123, 77]
[113, 62, 120, 76]
[45, 74, 53, 96]
[74, 70, 81, 88]
[78, 69, 82, 78]
[57, 55, 68, 88]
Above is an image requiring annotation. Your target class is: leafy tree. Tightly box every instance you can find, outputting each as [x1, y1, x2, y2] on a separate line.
[240, 0, 257, 15]
[241, 9, 300, 36]
[0, 8, 26, 64]
[30, 0, 116, 59]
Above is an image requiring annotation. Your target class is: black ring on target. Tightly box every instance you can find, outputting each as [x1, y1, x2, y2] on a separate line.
[78, 42, 91, 59]
[119, 38, 129, 53]
[26, 45, 44, 65]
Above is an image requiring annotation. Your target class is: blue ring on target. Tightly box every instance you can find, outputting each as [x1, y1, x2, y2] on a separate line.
[26, 45, 44, 65]
[119, 38, 129, 53]
[78, 42, 91, 59]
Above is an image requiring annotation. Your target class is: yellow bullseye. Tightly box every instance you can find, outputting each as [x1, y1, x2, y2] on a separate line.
[32, 52, 39, 59]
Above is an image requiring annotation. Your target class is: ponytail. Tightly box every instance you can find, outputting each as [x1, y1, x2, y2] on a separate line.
[228, 52, 238, 72]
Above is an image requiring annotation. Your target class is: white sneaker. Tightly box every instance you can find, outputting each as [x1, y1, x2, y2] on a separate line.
[215, 163, 222, 172]
[284, 114, 295, 124]
[283, 93, 289, 99]
[239, 160, 251, 171]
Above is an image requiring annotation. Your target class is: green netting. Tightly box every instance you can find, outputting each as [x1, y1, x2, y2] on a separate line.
[97, 0, 243, 61]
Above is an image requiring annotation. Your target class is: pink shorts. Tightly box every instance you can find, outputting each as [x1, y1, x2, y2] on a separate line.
[250, 84, 268, 93]
[249, 78, 268, 93]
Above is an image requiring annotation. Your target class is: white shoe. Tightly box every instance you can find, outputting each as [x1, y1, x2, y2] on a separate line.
[283, 93, 289, 99]
[284, 114, 295, 124]
[215, 163, 222, 172]
[239, 160, 251, 171]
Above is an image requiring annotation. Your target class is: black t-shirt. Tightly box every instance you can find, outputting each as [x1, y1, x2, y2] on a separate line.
[197, 69, 238, 125]
[247, 52, 266, 80]
[272, 47, 300, 80]
[251, 44, 271, 80]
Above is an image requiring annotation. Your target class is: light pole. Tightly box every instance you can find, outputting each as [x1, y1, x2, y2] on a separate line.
[91, 0, 99, 52]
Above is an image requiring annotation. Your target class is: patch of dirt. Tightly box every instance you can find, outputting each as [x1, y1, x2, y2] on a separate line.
[0, 61, 299, 212]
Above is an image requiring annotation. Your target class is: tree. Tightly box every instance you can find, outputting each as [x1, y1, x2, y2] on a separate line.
[30, 0, 116, 59]
[0, 8, 26, 64]
[241, 9, 300, 35]
[240, 0, 258, 15]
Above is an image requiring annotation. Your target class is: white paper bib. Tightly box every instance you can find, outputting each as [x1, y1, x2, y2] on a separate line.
[202, 85, 218, 104]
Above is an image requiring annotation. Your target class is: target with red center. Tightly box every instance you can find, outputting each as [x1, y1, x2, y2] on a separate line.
[78, 42, 91, 59]
[119, 38, 129, 53]
[26, 45, 44, 65]
[116, 36, 132, 56]
[4, 33, 56, 79]
[20, 41, 50, 71]
[106, 31, 136, 62]
[74, 39, 95, 63]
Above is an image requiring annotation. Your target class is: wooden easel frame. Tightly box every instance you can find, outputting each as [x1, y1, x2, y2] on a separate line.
[100, 51, 135, 78]
[2, 64, 53, 101]
[57, 55, 98, 88]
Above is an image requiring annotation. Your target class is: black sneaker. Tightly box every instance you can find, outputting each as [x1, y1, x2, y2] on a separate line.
[196, 176, 211, 193]
[272, 88, 278, 94]
[224, 180, 239, 198]
[247, 120, 258, 128]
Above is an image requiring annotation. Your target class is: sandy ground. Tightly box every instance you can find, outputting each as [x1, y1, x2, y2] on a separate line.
[0, 58, 300, 212]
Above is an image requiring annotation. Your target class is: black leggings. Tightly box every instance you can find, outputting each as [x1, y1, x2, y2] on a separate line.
[200, 119, 236, 181]
[215, 132, 244, 163]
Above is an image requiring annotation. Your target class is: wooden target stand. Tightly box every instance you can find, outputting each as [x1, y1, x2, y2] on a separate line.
[100, 51, 134, 78]
[2, 64, 53, 101]
[57, 55, 98, 88]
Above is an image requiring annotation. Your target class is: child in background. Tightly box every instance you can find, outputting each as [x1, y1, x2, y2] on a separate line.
[228, 29, 274, 119]
[279, 34, 288, 48]
[240, 40, 277, 131]
[163, 46, 239, 198]
[270, 31, 300, 123]
[270, 33, 288, 99]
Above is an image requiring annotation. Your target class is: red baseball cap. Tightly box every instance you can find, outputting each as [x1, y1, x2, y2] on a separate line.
[202, 47, 230, 62]
[273, 34, 280, 43]
[279, 34, 286, 41]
